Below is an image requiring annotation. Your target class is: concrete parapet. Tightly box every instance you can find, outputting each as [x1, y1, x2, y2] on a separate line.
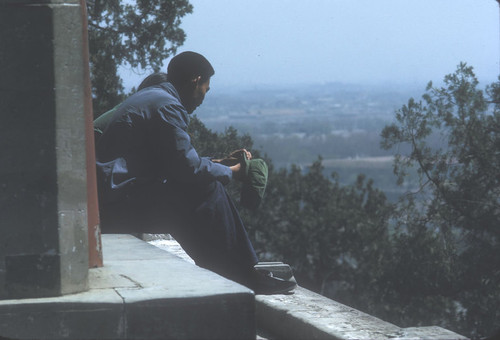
[0, 235, 256, 339]
[0, 233, 465, 339]
[256, 287, 467, 340]
[0, 0, 89, 299]
[150, 234, 467, 340]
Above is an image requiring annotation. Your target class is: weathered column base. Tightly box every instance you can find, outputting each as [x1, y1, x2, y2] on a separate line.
[0, 0, 90, 299]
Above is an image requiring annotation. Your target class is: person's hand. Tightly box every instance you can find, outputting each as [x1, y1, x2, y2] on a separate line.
[228, 149, 252, 161]
[217, 149, 252, 167]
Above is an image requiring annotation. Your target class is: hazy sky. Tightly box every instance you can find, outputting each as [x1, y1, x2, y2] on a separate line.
[122, 0, 499, 90]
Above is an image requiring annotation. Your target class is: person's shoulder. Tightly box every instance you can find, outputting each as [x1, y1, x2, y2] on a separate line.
[132, 82, 175, 101]
[138, 82, 183, 109]
[157, 82, 179, 98]
[119, 83, 176, 112]
[114, 82, 187, 127]
[143, 83, 189, 127]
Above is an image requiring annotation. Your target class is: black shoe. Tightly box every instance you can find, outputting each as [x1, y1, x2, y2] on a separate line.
[249, 269, 296, 295]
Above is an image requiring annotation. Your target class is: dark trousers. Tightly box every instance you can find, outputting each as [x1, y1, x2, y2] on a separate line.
[99, 180, 259, 280]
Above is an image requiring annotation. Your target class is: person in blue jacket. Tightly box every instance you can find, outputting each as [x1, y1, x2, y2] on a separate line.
[96, 51, 296, 295]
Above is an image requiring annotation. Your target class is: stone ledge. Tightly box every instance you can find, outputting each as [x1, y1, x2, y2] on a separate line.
[0, 234, 255, 340]
[256, 287, 466, 340]
[150, 235, 467, 340]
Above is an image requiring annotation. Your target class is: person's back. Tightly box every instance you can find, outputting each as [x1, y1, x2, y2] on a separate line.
[97, 83, 186, 196]
[94, 72, 170, 147]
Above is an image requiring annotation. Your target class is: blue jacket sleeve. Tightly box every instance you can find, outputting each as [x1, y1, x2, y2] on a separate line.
[153, 104, 233, 185]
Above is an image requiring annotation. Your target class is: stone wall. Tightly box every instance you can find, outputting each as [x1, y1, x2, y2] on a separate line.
[0, 0, 89, 299]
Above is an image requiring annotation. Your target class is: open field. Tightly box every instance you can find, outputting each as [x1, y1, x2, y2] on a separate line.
[320, 156, 394, 169]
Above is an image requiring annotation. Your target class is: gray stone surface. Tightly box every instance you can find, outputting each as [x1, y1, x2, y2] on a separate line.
[151, 236, 467, 340]
[0, 234, 256, 339]
[148, 236, 196, 264]
[256, 287, 400, 340]
[397, 326, 469, 340]
[0, 0, 88, 299]
[0, 289, 125, 340]
[256, 287, 467, 340]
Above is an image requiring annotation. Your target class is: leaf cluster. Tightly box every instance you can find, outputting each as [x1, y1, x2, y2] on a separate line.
[381, 63, 500, 337]
[189, 118, 394, 318]
[87, 0, 192, 114]
[190, 63, 500, 337]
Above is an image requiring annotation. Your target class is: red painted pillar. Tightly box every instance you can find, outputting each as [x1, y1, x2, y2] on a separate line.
[81, 0, 103, 268]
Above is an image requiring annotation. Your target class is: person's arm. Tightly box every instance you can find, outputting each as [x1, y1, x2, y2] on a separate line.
[152, 105, 233, 185]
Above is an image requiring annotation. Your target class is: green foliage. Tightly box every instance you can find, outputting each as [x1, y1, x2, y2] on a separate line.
[87, 0, 193, 115]
[86, 1, 500, 336]
[381, 63, 500, 338]
[188, 116, 392, 304]
[181, 62, 500, 338]
[247, 163, 392, 299]
[192, 112, 394, 318]
[191, 63, 500, 338]
[188, 115, 255, 159]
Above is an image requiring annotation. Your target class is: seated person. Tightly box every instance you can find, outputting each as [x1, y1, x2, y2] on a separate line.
[95, 51, 296, 295]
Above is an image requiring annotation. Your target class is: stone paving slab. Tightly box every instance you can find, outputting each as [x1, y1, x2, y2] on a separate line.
[256, 283, 467, 340]
[0, 234, 255, 340]
[256, 287, 401, 340]
[0, 288, 124, 340]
